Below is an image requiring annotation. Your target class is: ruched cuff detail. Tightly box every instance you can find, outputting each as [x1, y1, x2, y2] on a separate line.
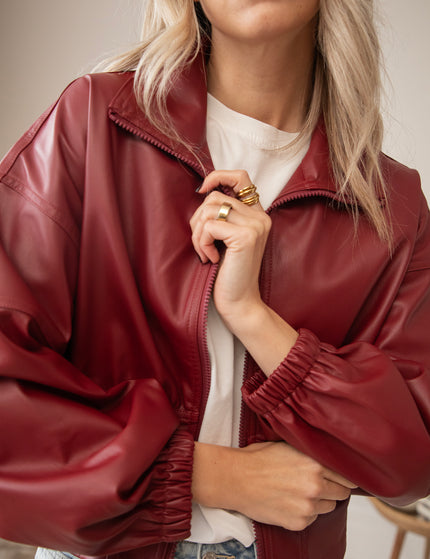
[242, 328, 321, 414]
[144, 426, 194, 541]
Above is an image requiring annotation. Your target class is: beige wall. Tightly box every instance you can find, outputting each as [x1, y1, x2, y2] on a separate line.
[378, 0, 430, 200]
[0, 0, 142, 154]
[0, 0, 429, 199]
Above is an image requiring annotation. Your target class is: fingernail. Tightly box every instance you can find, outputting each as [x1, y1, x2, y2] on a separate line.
[195, 183, 202, 193]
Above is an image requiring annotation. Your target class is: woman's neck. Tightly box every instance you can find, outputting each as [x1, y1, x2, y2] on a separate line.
[207, 25, 316, 133]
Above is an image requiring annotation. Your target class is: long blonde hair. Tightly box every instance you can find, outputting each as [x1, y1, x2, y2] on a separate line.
[98, 0, 391, 243]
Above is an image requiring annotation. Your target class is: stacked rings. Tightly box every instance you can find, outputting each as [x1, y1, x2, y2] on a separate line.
[237, 184, 260, 206]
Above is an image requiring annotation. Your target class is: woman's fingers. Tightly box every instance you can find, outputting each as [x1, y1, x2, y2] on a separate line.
[190, 193, 233, 263]
[193, 441, 356, 533]
[191, 169, 271, 319]
[323, 468, 358, 490]
[319, 478, 354, 502]
[190, 190, 265, 263]
[314, 501, 336, 517]
[230, 442, 355, 531]
[191, 189, 260, 224]
[198, 169, 255, 197]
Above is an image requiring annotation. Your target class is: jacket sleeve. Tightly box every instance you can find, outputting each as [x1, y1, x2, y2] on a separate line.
[242, 192, 430, 506]
[0, 79, 194, 556]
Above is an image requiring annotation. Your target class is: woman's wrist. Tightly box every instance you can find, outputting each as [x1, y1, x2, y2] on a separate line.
[192, 442, 243, 510]
[219, 300, 299, 377]
[218, 297, 268, 333]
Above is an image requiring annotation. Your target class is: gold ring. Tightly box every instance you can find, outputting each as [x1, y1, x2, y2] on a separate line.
[237, 184, 257, 199]
[241, 192, 260, 206]
[216, 202, 232, 221]
[237, 184, 260, 206]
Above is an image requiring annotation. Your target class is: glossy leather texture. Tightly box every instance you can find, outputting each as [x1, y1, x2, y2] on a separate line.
[0, 54, 429, 559]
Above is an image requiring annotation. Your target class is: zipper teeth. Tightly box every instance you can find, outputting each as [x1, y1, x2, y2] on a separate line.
[238, 351, 251, 448]
[196, 262, 219, 437]
[111, 108, 215, 431]
[110, 109, 216, 437]
[268, 188, 340, 213]
[253, 522, 263, 559]
[109, 111, 205, 176]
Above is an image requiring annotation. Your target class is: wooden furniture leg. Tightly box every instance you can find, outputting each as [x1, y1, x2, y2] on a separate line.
[390, 527, 405, 559]
[370, 498, 430, 559]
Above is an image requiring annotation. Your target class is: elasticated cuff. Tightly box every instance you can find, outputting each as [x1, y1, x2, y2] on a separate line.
[144, 426, 195, 541]
[242, 328, 321, 414]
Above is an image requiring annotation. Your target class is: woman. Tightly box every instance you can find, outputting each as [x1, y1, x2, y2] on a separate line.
[0, 1, 429, 558]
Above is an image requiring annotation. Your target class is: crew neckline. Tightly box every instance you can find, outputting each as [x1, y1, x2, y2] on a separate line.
[207, 93, 300, 152]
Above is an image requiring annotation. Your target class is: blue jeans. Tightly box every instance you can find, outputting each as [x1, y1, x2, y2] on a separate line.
[174, 540, 257, 559]
[35, 550, 77, 559]
[35, 540, 257, 559]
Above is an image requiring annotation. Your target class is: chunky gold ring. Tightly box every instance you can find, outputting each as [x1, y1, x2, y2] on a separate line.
[216, 202, 233, 221]
[237, 184, 260, 206]
[240, 192, 260, 206]
[237, 184, 257, 199]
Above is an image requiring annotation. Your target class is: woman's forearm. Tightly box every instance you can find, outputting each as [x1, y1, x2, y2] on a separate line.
[191, 171, 298, 377]
[191, 441, 355, 531]
[192, 442, 242, 509]
[221, 300, 298, 377]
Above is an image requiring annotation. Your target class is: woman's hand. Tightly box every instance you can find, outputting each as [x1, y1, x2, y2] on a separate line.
[190, 169, 271, 322]
[191, 169, 298, 375]
[192, 441, 356, 531]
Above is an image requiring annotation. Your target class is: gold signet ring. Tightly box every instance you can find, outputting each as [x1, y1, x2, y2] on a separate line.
[216, 202, 233, 221]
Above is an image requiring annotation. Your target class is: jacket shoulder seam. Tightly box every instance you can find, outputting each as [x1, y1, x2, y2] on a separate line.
[0, 101, 59, 182]
[0, 175, 80, 250]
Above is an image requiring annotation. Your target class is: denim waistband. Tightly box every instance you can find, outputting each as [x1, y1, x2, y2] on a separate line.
[175, 540, 257, 559]
[35, 539, 257, 559]
[35, 549, 78, 559]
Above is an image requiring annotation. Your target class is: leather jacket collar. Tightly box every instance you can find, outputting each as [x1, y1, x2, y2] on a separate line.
[107, 54, 344, 207]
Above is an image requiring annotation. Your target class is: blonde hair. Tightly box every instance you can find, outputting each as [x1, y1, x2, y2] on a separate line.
[98, 0, 391, 243]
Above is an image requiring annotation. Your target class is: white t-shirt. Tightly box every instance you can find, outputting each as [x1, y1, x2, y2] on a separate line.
[188, 93, 310, 545]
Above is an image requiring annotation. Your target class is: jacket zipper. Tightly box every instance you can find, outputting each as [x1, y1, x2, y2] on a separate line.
[110, 113, 345, 557]
[239, 187, 342, 559]
[238, 185, 341, 449]
[110, 111, 217, 559]
[161, 264, 218, 559]
[195, 262, 219, 437]
[269, 187, 341, 211]
[109, 111, 206, 176]
[110, 110, 220, 438]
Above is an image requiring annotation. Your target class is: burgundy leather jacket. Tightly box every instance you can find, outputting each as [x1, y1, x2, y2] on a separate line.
[0, 56, 429, 559]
